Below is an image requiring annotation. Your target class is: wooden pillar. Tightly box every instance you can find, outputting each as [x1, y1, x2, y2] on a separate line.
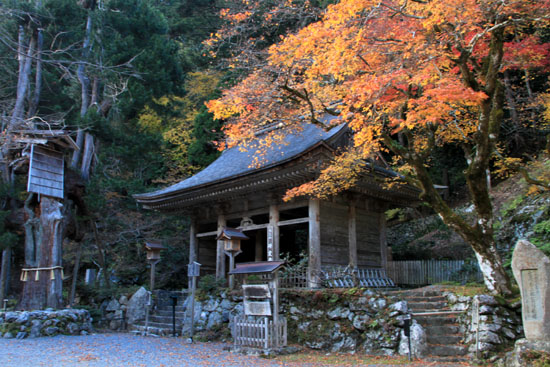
[216, 214, 226, 279]
[150, 261, 157, 291]
[379, 211, 388, 269]
[348, 203, 357, 268]
[255, 232, 263, 261]
[308, 199, 321, 288]
[269, 204, 280, 261]
[0, 248, 11, 304]
[188, 219, 198, 289]
[228, 253, 236, 289]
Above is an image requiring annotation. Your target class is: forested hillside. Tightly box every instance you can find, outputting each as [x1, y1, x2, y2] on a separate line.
[0, 0, 549, 309]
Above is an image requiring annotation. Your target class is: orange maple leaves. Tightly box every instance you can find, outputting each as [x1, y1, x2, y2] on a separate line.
[208, 0, 550, 198]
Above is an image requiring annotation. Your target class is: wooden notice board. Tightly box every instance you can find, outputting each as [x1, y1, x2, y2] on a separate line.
[242, 284, 272, 316]
[27, 145, 64, 199]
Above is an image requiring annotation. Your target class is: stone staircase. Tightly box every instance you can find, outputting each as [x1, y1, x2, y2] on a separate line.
[395, 287, 469, 363]
[131, 290, 188, 337]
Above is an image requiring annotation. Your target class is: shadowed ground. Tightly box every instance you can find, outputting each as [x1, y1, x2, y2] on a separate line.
[0, 333, 475, 367]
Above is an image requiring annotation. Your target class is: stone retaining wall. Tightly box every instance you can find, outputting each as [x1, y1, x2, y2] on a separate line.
[179, 289, 417, 356]
[0, 309, 93, 339]
[445, 293, 523, 358]
[178, 288, 522, 358]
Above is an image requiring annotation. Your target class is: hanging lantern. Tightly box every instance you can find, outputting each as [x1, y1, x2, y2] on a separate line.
[145, 241, 165, 263]
[217, 227, 249, 253]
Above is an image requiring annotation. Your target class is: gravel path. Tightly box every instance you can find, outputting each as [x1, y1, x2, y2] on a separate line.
[0, 333, 283, 367]
[0, 333, 473, 367]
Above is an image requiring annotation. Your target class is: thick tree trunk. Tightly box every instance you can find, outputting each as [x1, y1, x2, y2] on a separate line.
[69, 242, 82, 307]
[503, 71, 519, 127]
[91, 77, 100, 106]
[471, 239, 510, 295]
[92, 221, 110, 289]
[70, 130, 85, 169]
[80, 133, 94, 180]
[395, 147, 513, 296]
[27, 29, 43, 118]
[77, 13, 92, 117]
[19, 196, 64, 310]
[71, 10, 94, 171]
[12, 28, 35, 126]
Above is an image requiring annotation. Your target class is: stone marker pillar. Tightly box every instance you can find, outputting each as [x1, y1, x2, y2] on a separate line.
[504, 239, 550, 366]
[511, 239, 550, 341]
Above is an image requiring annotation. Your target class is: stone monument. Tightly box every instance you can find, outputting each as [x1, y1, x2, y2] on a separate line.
[511, 239, 550, 340]
[505, 239, 550, 366]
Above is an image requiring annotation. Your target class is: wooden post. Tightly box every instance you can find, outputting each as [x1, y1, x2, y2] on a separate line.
[0, 248, 11, 304]
[189, 275, 197, 339]
[348, 203, 357, 268]
[216, 213, 226, 279]
[255, 232, 263, 261]
[150, 261, 157, 291]
[269, 204, 280, 260]
[188, 219, 198, 289]
[308, 199, 321, 288]
[272, 273, 280, 347]
[379, 211, 388, 269]
[228, 252, 235, 289]
[69, 242, 83, 307]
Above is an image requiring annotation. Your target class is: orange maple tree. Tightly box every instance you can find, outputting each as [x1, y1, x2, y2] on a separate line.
[207, 0, 550, 296]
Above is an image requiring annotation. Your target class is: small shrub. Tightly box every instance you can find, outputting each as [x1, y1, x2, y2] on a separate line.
[522, 350, 550, 367]
[197, 274, 226, 294]
[501, 196, 526, 218]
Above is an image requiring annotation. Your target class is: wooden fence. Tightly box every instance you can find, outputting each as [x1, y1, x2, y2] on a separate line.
[279, 267, 396, 289]
[279, 269, 308, 289]
[386, 260, 483, 286]
[232, 316, 287, 348]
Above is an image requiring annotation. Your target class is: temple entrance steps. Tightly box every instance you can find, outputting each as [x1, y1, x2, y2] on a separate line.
[389, 287, 469, 363]
[130, 290, 188, 337]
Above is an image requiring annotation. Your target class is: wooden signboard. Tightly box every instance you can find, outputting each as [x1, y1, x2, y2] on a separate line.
[471, 298, 480, 331]
[243, 284, 271, 299]
[244, 300, 272, 316]
[188, 261, 201, 277]
[243, 284, 272, 316]
[27, 145, 64, 199]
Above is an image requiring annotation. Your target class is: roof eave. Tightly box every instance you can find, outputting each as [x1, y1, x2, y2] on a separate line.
[134, 139, 336, 204]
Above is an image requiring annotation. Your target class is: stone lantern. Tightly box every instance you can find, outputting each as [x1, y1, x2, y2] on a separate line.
[217, 228, 248, 288]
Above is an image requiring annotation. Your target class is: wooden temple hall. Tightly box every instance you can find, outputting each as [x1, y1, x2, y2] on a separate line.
[134, 121, 418, 288]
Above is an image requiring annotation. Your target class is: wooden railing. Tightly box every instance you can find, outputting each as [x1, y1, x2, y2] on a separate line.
[251, 261, 480, 289]
[232, 316, 287, 348]
[386, 260, 483, 286]
[279, 269, 308, 289]
[278, 266, 396, 289]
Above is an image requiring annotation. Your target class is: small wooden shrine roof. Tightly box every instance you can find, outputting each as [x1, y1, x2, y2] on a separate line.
[217, 228, 249, 241]
[13, 129, 79, 151]
[145, 241, 165, 251]
[229, 261, 285, 275]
